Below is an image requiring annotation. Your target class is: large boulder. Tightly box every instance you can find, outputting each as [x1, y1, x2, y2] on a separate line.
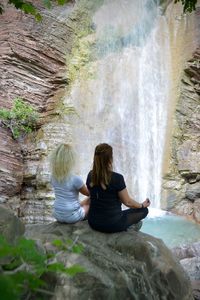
[25, 221, 193, 300]
[0, 205, 25, 243]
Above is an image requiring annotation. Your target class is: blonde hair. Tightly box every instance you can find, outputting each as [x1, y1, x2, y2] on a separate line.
[50, 143, 75, 182]
[91, 143, 113, 187]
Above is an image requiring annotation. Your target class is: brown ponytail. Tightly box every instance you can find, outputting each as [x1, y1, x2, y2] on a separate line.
[91, 143, 113, 187]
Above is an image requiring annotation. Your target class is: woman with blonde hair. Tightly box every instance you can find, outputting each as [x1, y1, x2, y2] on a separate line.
[50, 143, 90, 223]
[86, 143, 150, 233]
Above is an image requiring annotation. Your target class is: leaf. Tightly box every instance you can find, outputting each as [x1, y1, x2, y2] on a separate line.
[57, 0, 68, 5]
[71, 244, 84, 254]
[52, 239, 65, 249]
[47, 262, 66, 272]
[0, 109, 11, 120]
[0, 275, 20, 300]
[0, 5, 3, 14]
[65, 264, 85, 276]
[8, 0, 24, 10]
[174, 0, 197, 12]
[0, 236, 14, 258]
[21, 3, 36, 14]
[43, 0, 52, 9]
[35, 13, 42, 22]
[0, 235, 86, 300]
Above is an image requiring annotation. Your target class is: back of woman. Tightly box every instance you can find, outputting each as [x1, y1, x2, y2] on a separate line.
[87, 170, 125, 225]
[50, 143, 90, 223]
[87, 143, 150, 233]
[52, 174, 85, 220]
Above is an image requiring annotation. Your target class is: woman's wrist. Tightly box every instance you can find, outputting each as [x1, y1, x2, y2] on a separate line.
[141, 203, 144, 208]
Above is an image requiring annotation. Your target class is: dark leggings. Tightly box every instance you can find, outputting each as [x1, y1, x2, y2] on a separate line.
[89, 207, 149, 233]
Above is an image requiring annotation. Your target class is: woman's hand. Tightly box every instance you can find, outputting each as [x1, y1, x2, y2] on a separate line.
[142, 198, 151, 208]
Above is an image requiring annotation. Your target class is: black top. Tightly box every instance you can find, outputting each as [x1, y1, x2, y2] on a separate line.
[86, 171, 126, 225]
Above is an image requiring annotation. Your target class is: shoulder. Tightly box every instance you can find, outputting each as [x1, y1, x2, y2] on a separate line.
[71, 174, 82, 180]
[71, 174, 83, 183]
[111, 172, 126, 190]
[111, 171, 124, 180]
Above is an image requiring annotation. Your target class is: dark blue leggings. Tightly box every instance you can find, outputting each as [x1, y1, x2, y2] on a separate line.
[89, 207, 148, 233]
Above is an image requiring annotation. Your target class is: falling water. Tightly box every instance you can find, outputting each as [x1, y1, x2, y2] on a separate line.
[67, 0, 171, 207]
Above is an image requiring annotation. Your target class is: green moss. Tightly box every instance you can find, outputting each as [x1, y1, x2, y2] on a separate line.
[66, 0, 104, 84]
[67, 35, 96, 83]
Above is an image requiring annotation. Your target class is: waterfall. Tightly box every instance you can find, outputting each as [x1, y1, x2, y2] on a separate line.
[67, 0, 171, 207]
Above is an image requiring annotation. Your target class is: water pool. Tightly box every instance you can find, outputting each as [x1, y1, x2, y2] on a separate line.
[141, 209, 200, 248]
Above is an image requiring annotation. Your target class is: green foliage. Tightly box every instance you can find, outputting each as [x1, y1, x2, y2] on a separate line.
[0, 235, 85, 300]
[0, 0, 71, 20]
[0, 98, 38, 139]
[174, 0, 197, 12]
[0, 0, 198, 18]
[0, 4, 3, 13]
[66, 35, 95, 84]
[52, 238, 84, 253]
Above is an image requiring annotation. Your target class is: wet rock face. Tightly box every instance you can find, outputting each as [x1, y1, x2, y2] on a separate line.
[162, 47, 200, 223]
[0, 1, 76, 219]
[0, 127, 23, 203]
[0, 1, 74, 112]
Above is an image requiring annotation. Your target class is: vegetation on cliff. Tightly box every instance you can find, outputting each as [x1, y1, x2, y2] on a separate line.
[0, 98, 38, 139]
[0, 0, 71, 20]
[0, 0, 198, 20]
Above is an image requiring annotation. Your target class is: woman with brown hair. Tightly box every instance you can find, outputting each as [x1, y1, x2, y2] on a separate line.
[86, 143, 150, 233]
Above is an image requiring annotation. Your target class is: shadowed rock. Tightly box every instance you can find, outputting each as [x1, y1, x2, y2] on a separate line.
[0, 204, 25, 243]
[0, 205, 195, 299]
[25, 221, 193, 300]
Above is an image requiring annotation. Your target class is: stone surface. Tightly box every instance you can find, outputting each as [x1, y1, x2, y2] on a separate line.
[186, 182, 200, 201]
[25, 221, 194, 300]
[180, 257, 200, 281]
[0, 0, 100, 223]
[0, 127, 23, 204]
[162, 46, 200, 223]
[0, 204, 25, 243]
[172, 241, 200, 300]
[0, 1, 74, 112]
[0, 1, 77, 221]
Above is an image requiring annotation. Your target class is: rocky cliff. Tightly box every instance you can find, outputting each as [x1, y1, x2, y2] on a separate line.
[162, 47, 200, 222]
[0, 0, 93, 222]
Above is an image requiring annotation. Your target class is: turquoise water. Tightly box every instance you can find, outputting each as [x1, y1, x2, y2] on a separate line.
[141, 209, 200, 248]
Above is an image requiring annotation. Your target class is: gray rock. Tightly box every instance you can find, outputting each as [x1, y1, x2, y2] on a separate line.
[180, 257, 200, 281]
[162, 46, 200, 223]
[172, 241, 200, 260]
[0, 205, 25, 243]
[186, 182, 200, 201]
[25, 221, 193, 300]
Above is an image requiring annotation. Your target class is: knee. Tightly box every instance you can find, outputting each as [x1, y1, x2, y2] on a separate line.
[143, 207, 149, 218]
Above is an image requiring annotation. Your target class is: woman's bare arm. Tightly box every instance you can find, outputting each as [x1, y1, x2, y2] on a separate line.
[118, 188, 150, 208]
[79, 185, 90, 196]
